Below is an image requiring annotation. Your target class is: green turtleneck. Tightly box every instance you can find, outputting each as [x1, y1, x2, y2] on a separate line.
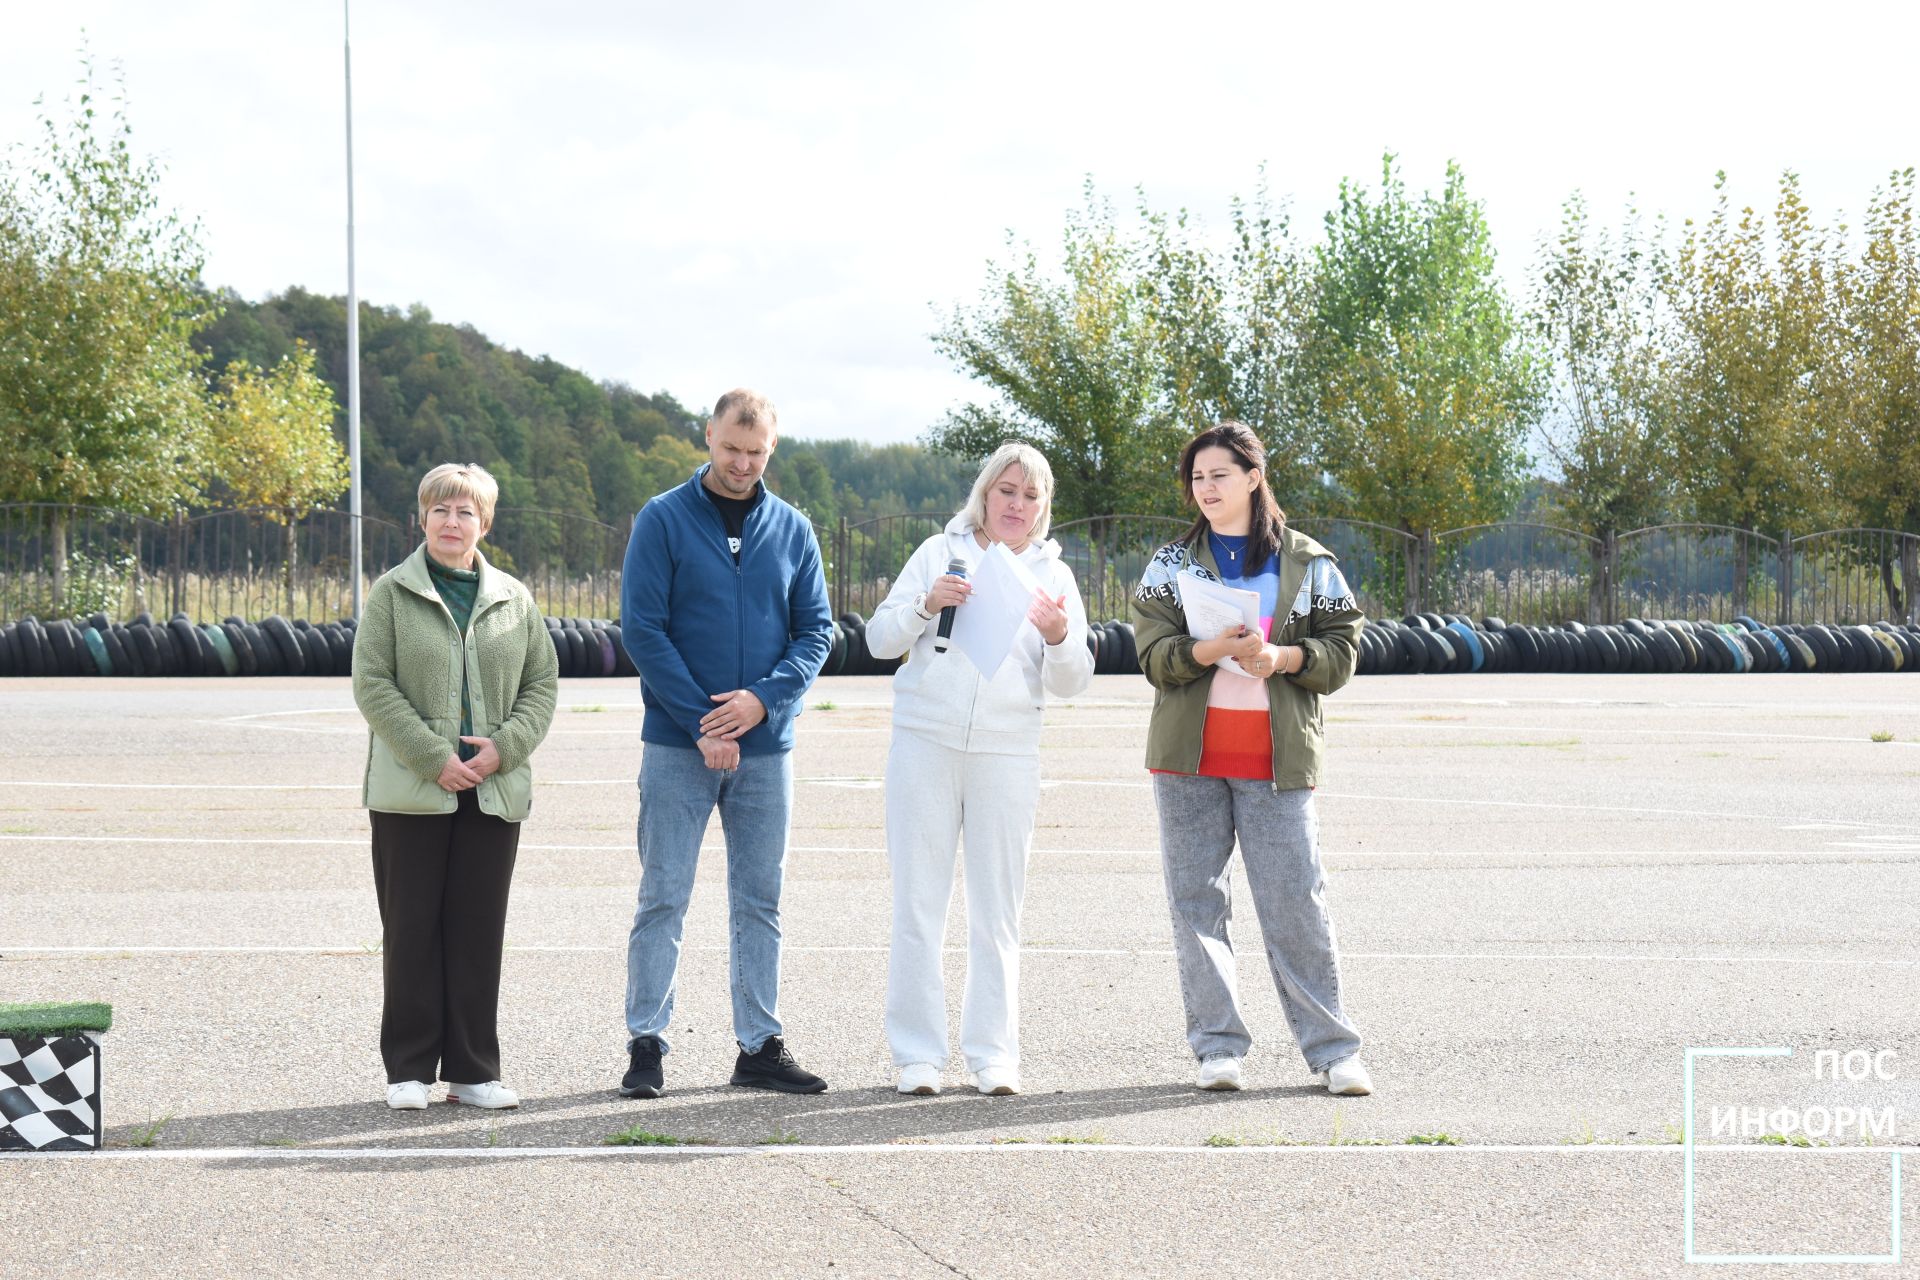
[427, 555, 480, 758]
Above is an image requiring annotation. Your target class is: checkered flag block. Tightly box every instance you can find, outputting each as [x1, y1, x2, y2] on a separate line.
[0, 1034, 101, 1151]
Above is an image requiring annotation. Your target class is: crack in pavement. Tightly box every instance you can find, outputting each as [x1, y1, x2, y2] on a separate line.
[793, 1156, 975, 1278]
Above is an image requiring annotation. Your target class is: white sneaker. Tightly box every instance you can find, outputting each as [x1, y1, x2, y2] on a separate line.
[973, 1066, 1020, 1097]
[1321, 1056, 1373, 1096]
[386, 1080, 430, 1110]
[1196, 1053, 1244, 1091]
[446, 1080, 520, 1109]
[896, 1063, 942, 1096]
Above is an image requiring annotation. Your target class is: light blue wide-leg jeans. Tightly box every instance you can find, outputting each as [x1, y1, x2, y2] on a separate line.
[1153, 773, 1362, 1073]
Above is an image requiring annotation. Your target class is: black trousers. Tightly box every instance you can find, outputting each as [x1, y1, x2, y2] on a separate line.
[370, 789, 520, 1084]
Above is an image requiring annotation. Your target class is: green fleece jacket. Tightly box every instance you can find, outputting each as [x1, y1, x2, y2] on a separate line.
[351, 543, 559, 821]
[1130, 524, 1365, 789]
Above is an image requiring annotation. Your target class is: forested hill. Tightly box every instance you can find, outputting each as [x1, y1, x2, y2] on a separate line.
[194, 288, 972, 530]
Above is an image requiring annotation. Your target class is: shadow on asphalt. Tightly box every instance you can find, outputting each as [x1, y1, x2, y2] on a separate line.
[104, 1078, 1336, 1153]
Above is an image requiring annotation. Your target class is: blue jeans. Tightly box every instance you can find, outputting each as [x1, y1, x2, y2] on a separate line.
[625, 743, 793, 1054]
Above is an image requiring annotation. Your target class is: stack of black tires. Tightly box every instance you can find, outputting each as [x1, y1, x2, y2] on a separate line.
[812, 614, 1142, 677]
[10, 609, 1911, 678]
[544, 618, 638, 679]
[1356, 614, 1920, 675]
[0, 612, 357, 677]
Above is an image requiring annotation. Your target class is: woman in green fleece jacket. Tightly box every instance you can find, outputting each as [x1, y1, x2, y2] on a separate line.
[352, 462, 558, 1112]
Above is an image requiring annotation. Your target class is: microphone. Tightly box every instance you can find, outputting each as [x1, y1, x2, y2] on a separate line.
[933, 557, 968, 653]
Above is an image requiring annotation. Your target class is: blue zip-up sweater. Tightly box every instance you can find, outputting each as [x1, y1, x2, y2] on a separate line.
[621, 466, 833, 754]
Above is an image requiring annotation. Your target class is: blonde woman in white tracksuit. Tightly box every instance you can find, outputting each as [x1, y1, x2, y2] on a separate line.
[865, 442, 1094, 1098]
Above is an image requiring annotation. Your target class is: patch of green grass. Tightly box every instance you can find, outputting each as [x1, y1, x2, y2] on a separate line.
[812, 700, 837, 711]
[0, 1001, 113, 1037]
[569, 704, 607, 713]
[258, 1137, 301, 1148]
[126, 1108, 176, 1149]
[1045, 1131, 1108, 1145]
[1871, 730, 1895, 743]
[1203, 1133, 1242, 1147]
[1405, 1131, 1459, 1146]
[602, 1125, 707, 1147]
[1757, 1132, 1824, 1148]
[1, 825, 36, 834]
[759, 1129, 802, 1145]
[1241, 1129, 1309, 1147]
[990, 1136, 1033, 1144]
[359, 940, 382, 955]
[1663, 1121, 1688, 1144]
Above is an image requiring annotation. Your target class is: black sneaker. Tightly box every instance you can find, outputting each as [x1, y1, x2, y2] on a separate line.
[729, 1036, 827, 1094]
[620, 1035, 664, 1098]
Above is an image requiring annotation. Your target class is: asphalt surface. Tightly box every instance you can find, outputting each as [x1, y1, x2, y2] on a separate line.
[2, 671, 1918, 1277]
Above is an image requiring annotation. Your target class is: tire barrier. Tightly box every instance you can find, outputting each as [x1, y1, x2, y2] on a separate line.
[1354, 616, 1920, 675]
[5, 610, 1915, 677]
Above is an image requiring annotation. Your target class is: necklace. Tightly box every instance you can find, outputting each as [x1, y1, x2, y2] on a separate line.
[1212, 532, 1249, 563]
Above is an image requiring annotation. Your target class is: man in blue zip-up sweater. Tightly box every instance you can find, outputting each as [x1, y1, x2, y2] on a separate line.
[618, 388, 834, 1097]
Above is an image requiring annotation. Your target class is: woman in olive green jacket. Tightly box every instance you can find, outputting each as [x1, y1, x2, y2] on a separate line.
[1131, 422, 1372, 1098]
[352, 463, 558, 1112]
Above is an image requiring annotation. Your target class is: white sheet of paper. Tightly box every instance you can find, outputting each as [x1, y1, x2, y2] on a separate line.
[949, 542, 1041, 679]
[1179, 570, 1261, 677]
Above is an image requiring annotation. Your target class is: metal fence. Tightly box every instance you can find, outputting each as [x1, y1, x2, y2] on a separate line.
[3, 503, 1916, 627]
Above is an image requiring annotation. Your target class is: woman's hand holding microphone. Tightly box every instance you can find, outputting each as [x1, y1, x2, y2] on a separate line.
[924, 573, 971, 614]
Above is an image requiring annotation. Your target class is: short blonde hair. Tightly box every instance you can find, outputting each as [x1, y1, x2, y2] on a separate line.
[960, 442, 1055, 542]
[417, 462, 500, 529]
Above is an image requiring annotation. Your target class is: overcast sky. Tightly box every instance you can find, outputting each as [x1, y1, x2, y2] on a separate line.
[6, 2, 1916, 443]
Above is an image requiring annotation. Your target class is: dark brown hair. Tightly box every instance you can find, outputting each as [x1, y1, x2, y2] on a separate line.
[1178, 421, 1286, 570]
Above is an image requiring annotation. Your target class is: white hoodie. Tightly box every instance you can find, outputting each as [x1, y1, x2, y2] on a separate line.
[865, 515, 1095, 755]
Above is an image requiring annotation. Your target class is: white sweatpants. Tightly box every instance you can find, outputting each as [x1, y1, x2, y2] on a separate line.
[884, 729, 1041, 1073]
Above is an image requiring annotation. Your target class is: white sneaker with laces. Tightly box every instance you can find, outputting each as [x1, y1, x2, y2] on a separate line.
[446, 1080, 520, 1109]
[973, 1066, 1020, 1096]
[386, 1080, 430, 1110]
[896, 1063, 942, 1096]
[1321, 1056, 1373, 1096]
[1196, 1054, 1244, 1091]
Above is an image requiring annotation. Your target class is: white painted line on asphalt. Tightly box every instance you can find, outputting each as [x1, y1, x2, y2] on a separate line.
[1337, 694, 1920, 714]
[10, 1143, 1917, 1162]
[1333, 720, 1920, 749]
[2, 780, 360, 791]
[2, 833, 1915, 861]
[1317, 791, 1920, 834]
[7, 944, 1913, 968]
[189, 718, 361, 735]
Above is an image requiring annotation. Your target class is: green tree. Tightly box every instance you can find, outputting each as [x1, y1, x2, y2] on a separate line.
[633, 435, 705, 501]
[1299, 155, 1544, 539]
[1827, 169, 1920, 617]
[929, 184, 1174, 522]
[0, 61, 216, 607]
[1531, 193, 1677, 585]
[1667, 171, 1841, 609]
[206, 342, 349, 601]
[1143, 174, 1319, 508]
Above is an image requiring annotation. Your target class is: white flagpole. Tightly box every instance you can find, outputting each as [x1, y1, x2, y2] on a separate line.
[344, 0, 364, 619]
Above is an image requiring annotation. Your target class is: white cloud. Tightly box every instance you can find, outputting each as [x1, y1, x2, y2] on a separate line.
[5, 0, 1916, 442]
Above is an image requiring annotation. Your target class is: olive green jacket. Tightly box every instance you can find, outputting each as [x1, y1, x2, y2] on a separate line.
[351, 544, 559, 821]
[1130, 525, 1365, 789]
